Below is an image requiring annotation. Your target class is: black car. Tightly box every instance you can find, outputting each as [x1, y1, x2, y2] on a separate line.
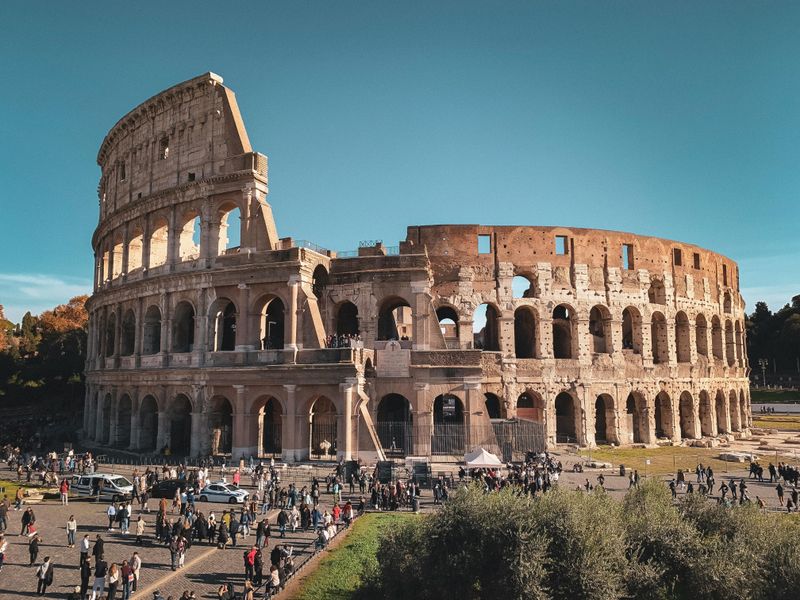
[148, 479, 193, 499]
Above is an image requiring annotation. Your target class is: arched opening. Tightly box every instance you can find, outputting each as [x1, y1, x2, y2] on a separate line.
[552, 305, 574, 359]
[648, 278, 666, 304]
[378, 296, 413, 341]
[715, 390, 727, 433]
[739, 390, 747, 430]
[711, 316, 724, 361]
[432, 394, 465, 455]
[312, 265, 328, 300]
[111, 234, 124, 279]
[517, 392, 544, 423]
[735, 321, 744, 367]
[149, 217, 169, 268]
[105, 312, 117, 358]
[127, 226, 143, 271]
[723, 291, 732, 314]
[254, 397, 282, 456]
[555, 392, 577, 442]
[675, 312, 691, 363]
[654, 391, 673, 439]
[116, 395, 132, 448]
[725, 320, 735, 366]
[589, 305, 612, 354]
[626, 393, 646, 444]
[139, 395, 158, 452]
[101, 394, 112, 444]
[512, 275, 535, 298]
[473, 303, 499, 351]
[484, 393, 503, 419]
[209, 396, 234, 455]
[729, 390, 740, 431]
[695, 314, 709, 357]
[142, 305, 162, 355]
[699, 391, 713, 436]
[120, 309, 136, 356]
[216, 205, 241, 255]
[211, 299, 237, 352]
[376, 394, 412, 456]
[514, 307, 537, 358]
[622, 307, 642, 353]
[178, 211, 201, 262]
[258, 297, 285, 349]
[172, 302, 195, 353]
[168, 395, 192, 456]
[309, 396, 337, 459]
[335, 302, 359, 337]
[594, 394, 617, 444]
[436, 306, 460, 349]
[650, 312, 669, 364]
[679, 391, 697, 439]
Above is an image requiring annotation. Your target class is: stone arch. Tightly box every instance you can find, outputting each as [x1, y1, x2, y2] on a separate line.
[512, 274, 535, 298]
[172, 301, 195, 353]
[105, 312, 117, 358]
[436, 305, 460, 349]
[654, 391, 674, 439]
[210, 298, 237, 352]
[650, 311, 669, 364]
[484, 392, 503, 419]
[309, 396, 338, 459]
[715, 390, 728, 433]
[711, 316, 724, 360]
[675, 311, 691, 363]
[255, 295, 285, 350]
[432, 394, 465, 455]
[723, 291, 732, 314]
[695, 313, 709, 357]
[215, 202, 242, 255]
[729, 389, 741, 431]
[589, 305, 613, 354]
[142, 305, 162, 355]
[552, 304, 576, 359]
[725, 320, 736, 367]
[209, 396, 234, 455]
[699, 390, 713, 436]
[251, 396, 283, 456]
[312, 265, 329, 300]
[594, 394, 618, 444]
[116, 394, 132, 448]
[473, 303, 500, 351]
[127, 225, 144, 271]
[679, 391, 697, 439]
[335, 301, 359, 337]
[514, 306, 537, 358]
[120, 309, 136, 356]
[517, 391, 544, 423]
[168, 394, 193, 456]
[178, 209, 201, 262]
[378, 296, 413, 341]
[138, 395, 159, 452]
[149, 216, 169, 268]
[626, 392, 647, 444]
[648, 278, 666, 304]
[555, 391, 578, 442]
[377, 393, 413, 456]
[622, 306, 643, 353]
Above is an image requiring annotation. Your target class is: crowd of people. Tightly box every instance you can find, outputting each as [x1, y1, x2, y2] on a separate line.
[323, 333, 362, 349]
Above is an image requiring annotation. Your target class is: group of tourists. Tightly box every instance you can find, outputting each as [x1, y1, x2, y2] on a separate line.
[324, 333, 362, 348]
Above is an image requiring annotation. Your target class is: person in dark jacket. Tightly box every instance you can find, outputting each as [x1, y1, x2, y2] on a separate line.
[29, 534, 40, 566]
[35, 556, 53, 596]
[92, 534, 105, 559]
[80, 556, 92, 598]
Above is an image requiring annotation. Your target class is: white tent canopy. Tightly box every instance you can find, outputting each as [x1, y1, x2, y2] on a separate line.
[464, 447, 503, 468]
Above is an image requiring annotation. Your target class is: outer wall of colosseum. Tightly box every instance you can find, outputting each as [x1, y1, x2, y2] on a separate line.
[83, 73, 750, 463]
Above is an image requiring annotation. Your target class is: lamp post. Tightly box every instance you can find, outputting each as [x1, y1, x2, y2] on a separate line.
[758, 358, 768, 388]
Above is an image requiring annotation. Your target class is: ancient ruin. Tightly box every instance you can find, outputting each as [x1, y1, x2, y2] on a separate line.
[83, 73, 750, 461]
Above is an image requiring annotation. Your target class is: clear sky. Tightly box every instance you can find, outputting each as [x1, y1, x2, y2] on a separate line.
[1, 1, 798, 323]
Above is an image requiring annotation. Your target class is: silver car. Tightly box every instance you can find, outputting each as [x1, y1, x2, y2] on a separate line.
[198, 481, 249, 504]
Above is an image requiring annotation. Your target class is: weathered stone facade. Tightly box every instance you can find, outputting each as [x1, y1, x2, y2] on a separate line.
[84, 73, 750, 462]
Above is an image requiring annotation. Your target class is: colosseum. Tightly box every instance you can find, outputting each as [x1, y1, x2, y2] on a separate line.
[83, 72, 750, 463]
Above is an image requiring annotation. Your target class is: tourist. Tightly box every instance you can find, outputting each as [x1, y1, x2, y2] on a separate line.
[60, 477, 70, 505]
[35, 555, 54, 596]
[21, 506, 35, 536]
[131, 551, 142, 592]
[80, 556, 92, 598]
[108, 561, 120, 599]
[66, 513, 77, 547]
[91, 553, 108, 600]
[28, 532, 40, 566]
[80, 533, 90, 566]
[92, 534, 105, 560]
[136, 514, 146, 544]
[107, 501, 118, 530]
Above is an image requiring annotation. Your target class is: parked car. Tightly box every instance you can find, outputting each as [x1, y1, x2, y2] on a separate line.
[147, 478, 193, 499]
[198, 481, 249, 504]
[70, 473, 133, 501]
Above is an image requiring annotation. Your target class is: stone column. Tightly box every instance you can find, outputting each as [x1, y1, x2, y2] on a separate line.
[194, 288, 209, 365]
[161, 292, 171, 357]
[232, 385, 257, 459]
[338, 380, 356, 461]
[413, 383, 431, 456]
[135, 296, 144, 368]
[287, 275, 300, 350]
[156, 412, 170, 452]
[142, 219, 152, 271]
[610, 318, 623, 358]
[121, 222, 130, 280]
[236, 284, 253, 351]
[411, 281, 431, 350]
[463, 379, 483, 449]
[458, 318, 472, 349]
[167, 205, 178, 271]
[282, 384, 300, 463]
[129, 392, 140, 450]
[497, 315, 514, 358]
[641, 316, 654, 364]
[576, 317, 591, 360]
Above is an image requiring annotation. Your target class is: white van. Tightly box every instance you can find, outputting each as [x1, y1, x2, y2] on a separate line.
[70, 473, 134, 501]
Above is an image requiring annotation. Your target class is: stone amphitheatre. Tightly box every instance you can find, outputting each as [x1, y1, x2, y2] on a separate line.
[83, 72, 750, 462]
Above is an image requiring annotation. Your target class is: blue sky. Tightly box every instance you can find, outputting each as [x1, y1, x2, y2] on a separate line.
[1, 1, 798, 322]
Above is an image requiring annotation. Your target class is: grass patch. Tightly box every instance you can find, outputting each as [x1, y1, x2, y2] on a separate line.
[751, 389, 800, 404]
[577, 446, 755, 477]
[753, 414, 800, 431]
[0, 479, 25, 501]
[291, 512, 415, 600]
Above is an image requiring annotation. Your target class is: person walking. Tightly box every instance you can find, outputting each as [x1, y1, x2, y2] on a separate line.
[35, 556, 54, 596]
[121, 559, 133, 600]
[107, 502, 117, 530]
[80, 533, 91, 566]
[80, 556, 92, 599]
[92, 534, 105, 561]
[135, 515, 146, 545]
[66, 514, 77, 547]
[60, 478, 70, 505]
[21, 506, 34, 536]
[91, 554, 108, 600]
[29, 533, 40, 566]
[107, 561, 119, 600]
[130, 552, 141, 593]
